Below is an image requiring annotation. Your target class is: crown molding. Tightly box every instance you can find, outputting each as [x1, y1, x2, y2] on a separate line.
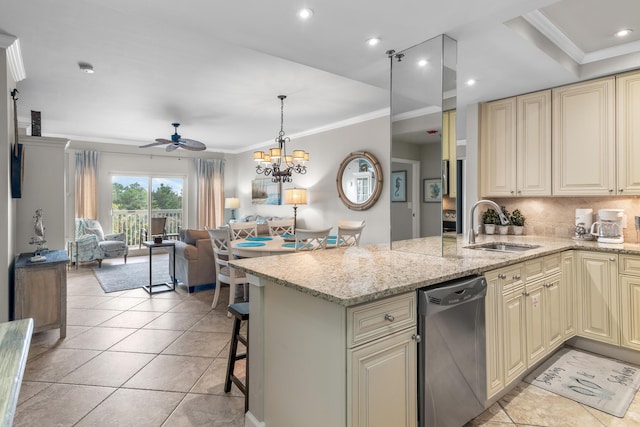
[522, 10, 585, 63]
[0, 34, 26, 82]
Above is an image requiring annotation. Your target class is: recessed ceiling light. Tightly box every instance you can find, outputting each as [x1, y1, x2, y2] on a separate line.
[78, 62, 95, 74]
[366, 37, 381, 47]
[297, 8, 313, 20]
[615, 28, 633, 38]
[418, 59, 428, 67]
[466, 79, 476, 87]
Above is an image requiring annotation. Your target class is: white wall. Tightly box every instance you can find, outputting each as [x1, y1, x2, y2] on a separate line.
[230, 116, 391, 245]
[15, 136, 68, 254]
[1, 48, 14, 322]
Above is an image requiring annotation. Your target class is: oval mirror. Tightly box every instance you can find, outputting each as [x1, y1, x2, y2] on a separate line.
[336, 151, 383, 210]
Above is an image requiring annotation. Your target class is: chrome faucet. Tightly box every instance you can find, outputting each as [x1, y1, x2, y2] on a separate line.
[468, 199, 510, 244]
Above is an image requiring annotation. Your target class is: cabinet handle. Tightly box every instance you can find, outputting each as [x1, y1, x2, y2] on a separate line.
[513, 274, 521, 280]
[517, 190, 522, 195]
[498, 273, 506, 279]
[609, 189, 614, 193]
[412, 334, 421, 343]
[522, 291, 530, 297]
[510, 190, 515, 195]
[610, 257, 616, 262]
[619, 189, 624, 193]
[384, 314, 395, 322]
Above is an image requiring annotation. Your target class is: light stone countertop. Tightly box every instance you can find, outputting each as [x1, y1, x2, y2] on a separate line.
[230, 235, 640, 307]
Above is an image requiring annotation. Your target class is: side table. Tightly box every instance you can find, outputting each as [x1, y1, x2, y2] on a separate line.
[14, 250, 68, 338]
[142, 240, 177, 295]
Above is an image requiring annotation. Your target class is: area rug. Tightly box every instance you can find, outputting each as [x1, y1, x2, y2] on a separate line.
[93, 259, 173, 293]
[524, 347, 640, 417]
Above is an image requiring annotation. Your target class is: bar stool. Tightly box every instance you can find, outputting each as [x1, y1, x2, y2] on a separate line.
[225, 302, 249, 412]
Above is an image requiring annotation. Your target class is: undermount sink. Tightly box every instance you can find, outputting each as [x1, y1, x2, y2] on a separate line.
[467, 242, 542, 253]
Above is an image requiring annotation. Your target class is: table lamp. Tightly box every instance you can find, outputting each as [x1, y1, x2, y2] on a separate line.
[225, 197, 241, 220]
[284, 187, 307, 232]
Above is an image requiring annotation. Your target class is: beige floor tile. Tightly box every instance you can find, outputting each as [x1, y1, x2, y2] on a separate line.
[94, 296, 149, 310]
[16, 381, 52, 405]
[99, 310, 163, 328]
[67, 307, 123, 326]
[61, 351, 155, 387]
[581, 389, 640, 426]
[29, 325, 90, 347]
[169, 298, 215, 314]
[129, 297, 184, 312]
[23, 348, 101, 382]
[57, 326, 137, 350]
[189, 312, 235, 333]
[164, 393, 245, 426]
[13, 383, 115, 427]
[143, 311, 208, 331]
[75, 388, 185, 427]
[191, 357, 245, 396]
[162, 331, 230, 358]
[500, 382, 603, 426]
[466, 402, 513, 425]
[123, 354, 212, 392]
[110, 328, 183, 353]
[67, 294, 114, 308]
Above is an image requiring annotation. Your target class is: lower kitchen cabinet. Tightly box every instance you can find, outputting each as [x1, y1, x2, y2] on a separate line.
[619, 254, 640, 351]
[502, 284, 527, 385]
[349, 328, 417, 427]
[576, 251, 619, 345]
[561, 251, 577, 338]
[485, 270, 504, 399]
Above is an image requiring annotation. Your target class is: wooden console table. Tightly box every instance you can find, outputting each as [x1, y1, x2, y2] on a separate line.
[14, 250, 68, 338]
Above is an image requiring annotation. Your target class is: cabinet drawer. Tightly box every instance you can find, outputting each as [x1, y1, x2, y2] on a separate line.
[501, 265, 525, 293]
[347, 293, 416, 348]
[620, 255, 640, 277]
[524, 259, 544, 282]
[544, 254, 561, 276]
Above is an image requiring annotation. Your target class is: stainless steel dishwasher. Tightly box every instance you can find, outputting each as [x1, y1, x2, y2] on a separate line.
[418, 275, 487, 427]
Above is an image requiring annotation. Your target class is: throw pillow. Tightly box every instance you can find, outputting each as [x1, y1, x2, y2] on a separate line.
[85, 227, 105, 241]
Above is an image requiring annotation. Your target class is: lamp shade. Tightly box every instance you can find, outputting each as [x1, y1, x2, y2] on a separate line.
[225, 197, 241, 209]
[284, 188, 307, 205]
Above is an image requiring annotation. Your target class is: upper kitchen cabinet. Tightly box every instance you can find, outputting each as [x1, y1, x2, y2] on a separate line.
[552, 77, 615, 196]
[480, 90, 551, 197]
[617, 70, 640, 195]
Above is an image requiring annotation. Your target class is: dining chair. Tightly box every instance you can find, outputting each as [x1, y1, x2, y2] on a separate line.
[207, 228, 249, 315]
[338, 219, 365, 228]
[337, 221, 366, 247]
[229, 221, 258, 240]
[267, 218, 295, 236]
[294, 228, 332, 252]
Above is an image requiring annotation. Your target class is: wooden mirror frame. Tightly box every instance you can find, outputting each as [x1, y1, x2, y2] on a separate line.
[336, 151, 383, 211]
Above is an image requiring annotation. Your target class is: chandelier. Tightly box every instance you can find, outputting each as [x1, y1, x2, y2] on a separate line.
[253, 95, 309, 183]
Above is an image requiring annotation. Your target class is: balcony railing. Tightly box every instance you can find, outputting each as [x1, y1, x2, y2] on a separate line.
[112, 209, 183, 247]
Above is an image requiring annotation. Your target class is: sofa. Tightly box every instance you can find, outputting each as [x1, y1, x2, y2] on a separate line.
[169, 229, 216, 293]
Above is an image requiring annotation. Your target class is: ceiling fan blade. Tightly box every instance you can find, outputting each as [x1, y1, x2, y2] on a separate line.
[165, 143, 179, 152]
[179, 138, 207, 151]
[139, 141, 170, 148]
[155, 138, 173, 144]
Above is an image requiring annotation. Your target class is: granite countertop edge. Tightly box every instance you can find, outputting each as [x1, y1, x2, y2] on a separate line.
[230, 236, 640, 307]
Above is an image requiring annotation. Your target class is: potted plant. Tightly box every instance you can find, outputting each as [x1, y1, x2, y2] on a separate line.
[498, 206, 511, 235]
[482, 208, 500, 235]
[510, 209, 526, 235]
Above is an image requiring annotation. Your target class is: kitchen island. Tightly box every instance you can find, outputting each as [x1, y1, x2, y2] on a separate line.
[230, 235, 640, 427]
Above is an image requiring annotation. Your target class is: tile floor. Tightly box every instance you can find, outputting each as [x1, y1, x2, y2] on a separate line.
[13, 255, 640, 426]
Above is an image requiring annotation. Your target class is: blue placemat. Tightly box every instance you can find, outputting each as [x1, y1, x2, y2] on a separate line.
[282, 243, 297, 248]
[236, 242, 266, 247]
[246, 236, 273, 241]
[281, 233, 294, 238]
[326, 239, 337, 245]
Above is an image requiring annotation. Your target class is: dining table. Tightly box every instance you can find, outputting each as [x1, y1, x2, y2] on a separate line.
[230, 234, 340, 258]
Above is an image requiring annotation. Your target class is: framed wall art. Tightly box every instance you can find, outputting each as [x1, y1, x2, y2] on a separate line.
[252, 178, 281, 205]
[423, 178, 442, 202]
[391, 170, 407, 202]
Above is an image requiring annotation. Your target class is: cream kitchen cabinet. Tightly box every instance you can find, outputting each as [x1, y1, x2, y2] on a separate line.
[576, 251, 620, 345]
[619, 254, 640, 350]
[442, 110, 457, 198]
[480, 90, 551, 197]
[502, 281, 527, 385]
[616, 70, 640, 195]
[552, 77, 616, 195]
[484, 268, 504, 399]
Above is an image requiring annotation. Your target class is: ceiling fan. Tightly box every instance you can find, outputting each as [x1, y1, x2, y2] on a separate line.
[140, 123, 207, 152]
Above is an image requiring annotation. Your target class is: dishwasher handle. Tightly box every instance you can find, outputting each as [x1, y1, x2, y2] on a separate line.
[419, 276, 487, 315]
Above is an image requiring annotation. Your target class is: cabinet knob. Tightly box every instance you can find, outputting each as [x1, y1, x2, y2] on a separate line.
[609, 189, 614, 193]
[610, 257, 616, 262]
[510, 190, 515, 195]
[412, 334, 422, 343]
[513, 274, 521, 280]
[522, 291, 530, 297]
[517, 190, 522, 195]
[384, 314, 395, 322]
[619, 189, 624, 193]
[498, 273, 506, 279]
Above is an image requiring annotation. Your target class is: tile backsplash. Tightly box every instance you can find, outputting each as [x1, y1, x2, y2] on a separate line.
[488, 197, 640, 242]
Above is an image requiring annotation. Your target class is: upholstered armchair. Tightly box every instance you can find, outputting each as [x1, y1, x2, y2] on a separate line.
[74, 218, 128, 267]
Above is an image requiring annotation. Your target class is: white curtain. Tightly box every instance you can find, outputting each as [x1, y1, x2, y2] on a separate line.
[75, 150, 99, 219]
[195, 158, 225, 229]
